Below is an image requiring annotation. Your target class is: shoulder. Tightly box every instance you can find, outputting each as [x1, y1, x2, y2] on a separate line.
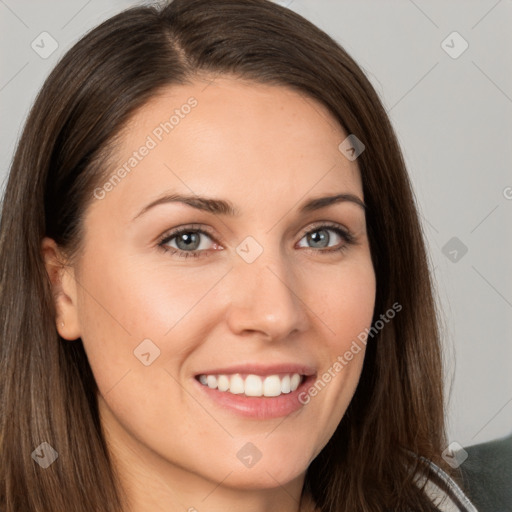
[458, 433, 512, 512]
[415, 456, 479, 512]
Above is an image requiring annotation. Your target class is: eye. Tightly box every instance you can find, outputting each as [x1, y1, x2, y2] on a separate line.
[296, 223, 354, 254]
[158, 225, 221, 258]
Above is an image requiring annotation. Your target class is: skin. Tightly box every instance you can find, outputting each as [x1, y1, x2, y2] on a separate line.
[43, 77, 376, 512]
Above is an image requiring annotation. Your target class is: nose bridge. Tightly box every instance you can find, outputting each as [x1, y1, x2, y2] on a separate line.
[225, 236, 308, 339]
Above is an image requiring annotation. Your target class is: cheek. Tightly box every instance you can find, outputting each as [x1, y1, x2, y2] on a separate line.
[74, 251, 216, 367]
[73, 251, 172, 398]
[74, 253, 210, 455]
[300, 257, 376, 442]
[315, 256, 376, 352]
[73, 251, 237, 450]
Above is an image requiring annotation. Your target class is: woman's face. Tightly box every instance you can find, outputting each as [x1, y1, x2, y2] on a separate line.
[54, 78, 376, 494]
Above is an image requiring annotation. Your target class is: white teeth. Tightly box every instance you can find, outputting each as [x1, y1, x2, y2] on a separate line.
[245, 375, 263, 396]
[290, 373, 301, 391]
[229, 374, 244, 394]
[263, 375, 281, 397]
[197, 372, 304, 397]
[217, 374, 230, 392]
[281, 374, 291, 394]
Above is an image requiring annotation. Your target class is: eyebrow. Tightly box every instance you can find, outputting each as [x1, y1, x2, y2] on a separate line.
[133, 192, 366, 220]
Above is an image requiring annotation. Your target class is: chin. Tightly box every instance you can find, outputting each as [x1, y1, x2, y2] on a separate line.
[204, 446, 313, 490]
[222, 465, 305, 491]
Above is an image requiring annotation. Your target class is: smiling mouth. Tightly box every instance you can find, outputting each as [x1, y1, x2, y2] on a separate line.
[196, 372, 304, 398]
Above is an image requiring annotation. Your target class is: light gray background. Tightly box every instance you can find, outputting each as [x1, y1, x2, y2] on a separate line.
[1, 0, 511, 449]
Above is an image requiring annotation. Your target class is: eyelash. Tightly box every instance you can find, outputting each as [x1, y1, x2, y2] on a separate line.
[157, 222, 356, 259]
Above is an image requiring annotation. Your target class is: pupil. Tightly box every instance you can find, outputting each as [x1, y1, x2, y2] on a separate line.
[177, 232, 199, 250]
[309, 230, 328, 248]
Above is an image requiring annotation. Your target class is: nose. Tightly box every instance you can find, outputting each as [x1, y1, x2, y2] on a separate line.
[224, 247, 309, 342]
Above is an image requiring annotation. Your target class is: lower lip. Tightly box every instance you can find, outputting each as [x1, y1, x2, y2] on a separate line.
[193, 376, 315, 419]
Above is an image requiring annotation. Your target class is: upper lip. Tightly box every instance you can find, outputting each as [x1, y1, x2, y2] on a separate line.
[195, 363, 317, 377]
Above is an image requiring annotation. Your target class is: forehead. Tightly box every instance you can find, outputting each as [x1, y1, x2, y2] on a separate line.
[92, 77, 363, 219]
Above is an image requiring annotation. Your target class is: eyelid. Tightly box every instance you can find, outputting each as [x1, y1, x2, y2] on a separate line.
[157, 223, 225, 247]
[297, 220, 353, 240]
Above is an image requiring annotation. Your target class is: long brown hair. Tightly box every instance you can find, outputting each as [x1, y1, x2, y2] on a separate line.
[0, 1, 457, 510]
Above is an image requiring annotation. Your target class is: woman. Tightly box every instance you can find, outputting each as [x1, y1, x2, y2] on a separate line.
[0, 1, 479, 511]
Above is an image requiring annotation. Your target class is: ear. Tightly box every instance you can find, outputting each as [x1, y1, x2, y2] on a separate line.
[41, 237, 81, 340]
